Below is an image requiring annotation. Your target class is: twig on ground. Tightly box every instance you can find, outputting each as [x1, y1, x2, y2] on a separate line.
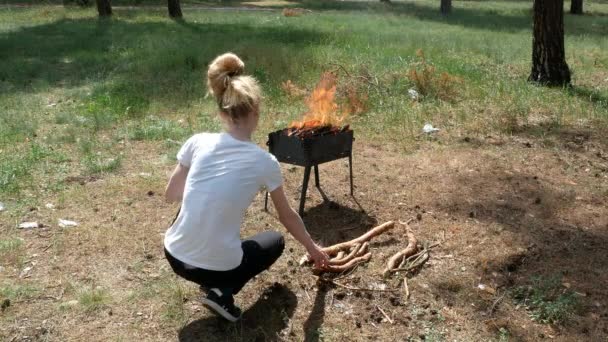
[403, 278, 410, 300]
[398, 218, 414, 226]
[303, 288, 312, 305]
[328, 62, 351, 77]
[399, 247, 428, 269]
[390, 252, 429, 273]
[376, 305, 394, 324]
[383, 222, 418, 276]
[337, 226, 361, 232]
[488, 293, 506, 316]
[333, 263, 359, 281]
[321, 279, 399, 293]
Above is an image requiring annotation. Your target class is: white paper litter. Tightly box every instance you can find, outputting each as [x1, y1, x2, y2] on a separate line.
[18, 222, 41, 229]
[408, 89, 419, 100]
[0, 202, 4, 212]
[45, 203, 55, 209]
[477, 284, 496, 295]
[422, 123, 440, 134]
[58, 219, 78, 228]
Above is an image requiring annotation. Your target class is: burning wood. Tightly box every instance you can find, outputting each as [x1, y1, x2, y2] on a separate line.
[300, 221, 395, 273]
[287, 72, 352, 139]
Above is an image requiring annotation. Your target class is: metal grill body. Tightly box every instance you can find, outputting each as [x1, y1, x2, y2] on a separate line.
[264, 129, 354, 216]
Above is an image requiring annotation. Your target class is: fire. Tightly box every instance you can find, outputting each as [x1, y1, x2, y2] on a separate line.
[288, 72, 348, 130]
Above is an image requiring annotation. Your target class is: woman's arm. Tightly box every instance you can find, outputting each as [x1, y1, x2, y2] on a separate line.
[165, 163, 189, 203]
[270, 185, 329, 269]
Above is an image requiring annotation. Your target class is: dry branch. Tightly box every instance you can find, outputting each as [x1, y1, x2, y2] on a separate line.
[329, 243, 361, 266]
[321, 252, 372, 273]
[323, 221, 394, 255]
[356, 242, 369, 257]
[300, 221, 394, 267]
[321, 279, 399, 293]
[403, 278, 410, 300]
[390, 252, 429, 273]
[376, 305, 394, 324]
[383, 224, 418, 276]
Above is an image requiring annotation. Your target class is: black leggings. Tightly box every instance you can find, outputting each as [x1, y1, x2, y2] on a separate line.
[165, 231, 285, 295]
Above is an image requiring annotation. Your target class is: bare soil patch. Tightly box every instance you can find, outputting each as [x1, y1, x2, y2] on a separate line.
[1, 129, 607, 341]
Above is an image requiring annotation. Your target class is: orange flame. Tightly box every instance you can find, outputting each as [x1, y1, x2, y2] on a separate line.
[289, 72, 348, 130]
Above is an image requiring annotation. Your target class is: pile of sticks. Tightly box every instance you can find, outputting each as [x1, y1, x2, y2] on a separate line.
[301, 220, 426, 276]
[300, 221, 395, 272]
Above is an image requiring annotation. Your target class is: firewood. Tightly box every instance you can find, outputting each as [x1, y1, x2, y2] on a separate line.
[355, 241, 369, 257]
[333, 250, 346, 261]
[329, 243, 361, 266]
[321, 221, 394, 255]
[300, 221, 394, 266]
[322, 252, 372, 273]
[383, 224, 418, 277]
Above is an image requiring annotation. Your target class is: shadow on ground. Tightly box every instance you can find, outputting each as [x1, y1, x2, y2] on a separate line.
[434, 157, 608, 338]
[302, 197, 376, 247]
[179, 283, 298, 341]
[0, 14, 326, 113]
[206, 0, 608, 36]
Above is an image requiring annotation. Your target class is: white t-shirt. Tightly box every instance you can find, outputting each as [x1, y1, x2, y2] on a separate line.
[164, 132, 283, 271]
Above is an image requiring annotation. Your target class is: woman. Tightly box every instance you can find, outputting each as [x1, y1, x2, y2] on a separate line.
[163, 53, 329, 322]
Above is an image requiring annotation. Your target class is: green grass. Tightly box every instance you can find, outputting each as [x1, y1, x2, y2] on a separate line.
[0, 143, 50, 195]
[0, 237, 24, 265]
[0, 237, 23, 253]
[76, 286, 111, 312]
[512, 275, 580, 325]
[0, 1, 606, 198]
[0, 283, 40, 301]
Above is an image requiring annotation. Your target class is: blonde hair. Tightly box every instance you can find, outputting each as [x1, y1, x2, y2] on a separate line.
[207, 53, 261, 122]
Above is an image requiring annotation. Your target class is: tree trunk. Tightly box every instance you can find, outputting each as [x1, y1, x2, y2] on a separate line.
[168, 0, 182, 18]
[440, 0, 451, 15]
[529, 0, 571, 86]
[95, 0, 112, 17]
[570, 0, 583, 15]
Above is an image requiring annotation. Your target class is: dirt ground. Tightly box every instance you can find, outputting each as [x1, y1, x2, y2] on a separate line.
[1, 125, 608, 341]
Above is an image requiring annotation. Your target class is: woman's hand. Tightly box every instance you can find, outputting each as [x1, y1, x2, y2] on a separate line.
[307, 244, 330, 270]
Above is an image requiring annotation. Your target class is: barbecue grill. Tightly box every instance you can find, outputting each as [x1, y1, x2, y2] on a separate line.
[264, 128, 354, 216]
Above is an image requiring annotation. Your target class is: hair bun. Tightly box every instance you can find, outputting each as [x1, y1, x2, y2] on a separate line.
[207, 53, 245, 98]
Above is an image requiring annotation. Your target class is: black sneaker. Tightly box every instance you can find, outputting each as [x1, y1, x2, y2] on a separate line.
[202, 289, 242, 322]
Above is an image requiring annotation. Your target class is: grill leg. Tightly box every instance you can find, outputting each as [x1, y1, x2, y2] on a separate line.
[299, 166, 312, 217]
[264, 191, 269, 211]
[349, 153, 354, 196]
[314, 165, 320, 188]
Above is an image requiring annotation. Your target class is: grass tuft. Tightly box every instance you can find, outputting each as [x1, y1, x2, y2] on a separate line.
[0, 143, 50, 195]
[407, 49, 463, 102]
[123, 116, 193, 141]
[512, 275, 579, 325]
[0, 283, 40, 301]
[77, 286, 110, 312]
